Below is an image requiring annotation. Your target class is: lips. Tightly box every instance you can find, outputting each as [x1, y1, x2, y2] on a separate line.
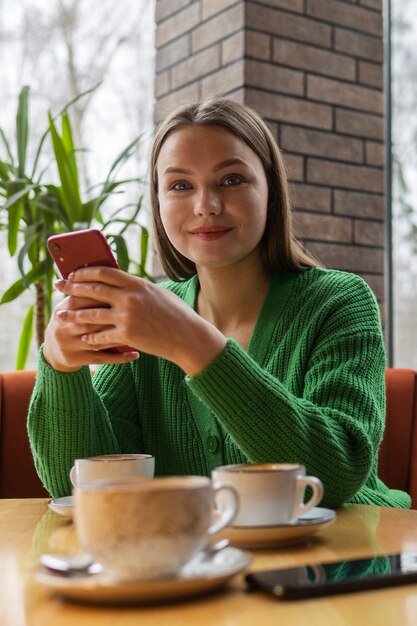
[189, 225, 233, 241]
[190, 225, 232, 234]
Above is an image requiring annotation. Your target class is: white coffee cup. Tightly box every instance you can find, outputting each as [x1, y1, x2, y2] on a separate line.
[70, 454, 155, 487]
[73, 475, 239, 580]
[212, 463, 323, 527]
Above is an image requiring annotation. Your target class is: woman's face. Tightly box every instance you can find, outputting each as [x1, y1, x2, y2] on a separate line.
[156, 124, 269, 272]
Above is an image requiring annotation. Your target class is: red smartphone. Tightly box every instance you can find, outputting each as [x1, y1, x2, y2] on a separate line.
[47, 229, 133, 353]
[47, 228, 119, 278]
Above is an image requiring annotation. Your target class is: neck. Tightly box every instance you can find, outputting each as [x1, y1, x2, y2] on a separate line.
[195, 253, 271, 335]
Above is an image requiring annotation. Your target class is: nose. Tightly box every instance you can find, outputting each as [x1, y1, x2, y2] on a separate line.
[193, 187, 222, 217]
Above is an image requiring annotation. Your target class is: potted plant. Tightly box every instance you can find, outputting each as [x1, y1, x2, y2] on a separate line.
[0, 85, 151, 369]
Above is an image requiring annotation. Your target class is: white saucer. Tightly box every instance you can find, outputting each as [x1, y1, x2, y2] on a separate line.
[48, 496, 74, 518]
[35, 546, 251, 604]
[220, 507, 336, 549]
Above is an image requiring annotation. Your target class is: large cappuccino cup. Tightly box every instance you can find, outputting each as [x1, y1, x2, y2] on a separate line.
[74, 475, 239, 580]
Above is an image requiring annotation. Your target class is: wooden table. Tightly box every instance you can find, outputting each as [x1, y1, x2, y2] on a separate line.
[2, 499, 417, 626]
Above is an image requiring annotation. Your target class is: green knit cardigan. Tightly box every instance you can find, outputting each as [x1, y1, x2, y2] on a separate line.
[27, 267, 411, 508]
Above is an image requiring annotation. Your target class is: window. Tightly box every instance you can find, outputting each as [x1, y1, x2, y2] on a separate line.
[0, 0, 155, 371]
[391, 0, 417, 369]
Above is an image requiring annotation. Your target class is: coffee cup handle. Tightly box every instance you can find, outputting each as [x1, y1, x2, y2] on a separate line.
[208, 483, 239, 535]
[293, 475, 324, 519]
[69, 466, 77, 488]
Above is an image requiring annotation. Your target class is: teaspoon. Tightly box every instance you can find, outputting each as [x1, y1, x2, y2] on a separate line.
[39, 553, 102, 576]
[39, 538, 230, 577]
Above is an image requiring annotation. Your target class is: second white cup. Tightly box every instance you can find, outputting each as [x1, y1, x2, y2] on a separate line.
[212, 463, 323, 527]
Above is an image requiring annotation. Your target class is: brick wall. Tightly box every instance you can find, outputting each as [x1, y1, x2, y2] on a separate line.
[154, 0, 385, 304]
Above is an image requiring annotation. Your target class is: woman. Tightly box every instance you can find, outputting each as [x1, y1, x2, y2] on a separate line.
[27, 98, 410, 508]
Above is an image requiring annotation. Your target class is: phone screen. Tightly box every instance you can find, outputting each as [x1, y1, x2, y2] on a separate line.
[245, 552, 417, 599]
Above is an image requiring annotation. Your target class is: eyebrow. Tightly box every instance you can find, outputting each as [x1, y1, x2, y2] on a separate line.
[162, 158, 248, 177]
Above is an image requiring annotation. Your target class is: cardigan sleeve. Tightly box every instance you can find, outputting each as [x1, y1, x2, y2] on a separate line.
[27, 349, 143, 498]
[185, 275, 389, 508]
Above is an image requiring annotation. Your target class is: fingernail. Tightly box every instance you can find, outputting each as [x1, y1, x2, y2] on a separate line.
[54, 279, 66, 290]
[56, 310, 68, 320]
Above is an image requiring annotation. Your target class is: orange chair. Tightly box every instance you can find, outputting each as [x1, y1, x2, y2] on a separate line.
[379, 368, 417, 508]
[0, 370, 49, 498]
[0, 367, 416, 501]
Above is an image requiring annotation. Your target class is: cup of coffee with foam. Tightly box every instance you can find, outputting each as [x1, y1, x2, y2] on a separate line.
[73, 475, 239, 580]
[212, 463, 323, 527]
[70, 454, 155, 487]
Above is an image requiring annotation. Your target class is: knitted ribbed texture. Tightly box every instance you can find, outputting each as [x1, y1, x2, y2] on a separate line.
[27, 268, 411, 508]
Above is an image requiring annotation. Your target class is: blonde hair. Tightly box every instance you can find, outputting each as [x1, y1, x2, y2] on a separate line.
[151, 98, 319, 281]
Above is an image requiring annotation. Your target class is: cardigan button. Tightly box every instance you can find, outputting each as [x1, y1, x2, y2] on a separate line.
[207, 434, 219, 453]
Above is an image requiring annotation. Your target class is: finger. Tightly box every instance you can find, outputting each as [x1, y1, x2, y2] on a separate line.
[68, 266, 138, 287]
[80, 329, 120, 349]
[56, 307, 113, 324]
[66, 295, 109, 310]
[69, 350, 140, 366]
[55, 278, 116, 304]
[85, 349, 140, 365]
[54, 313, 109, 337]
[62, 324, 112, 338]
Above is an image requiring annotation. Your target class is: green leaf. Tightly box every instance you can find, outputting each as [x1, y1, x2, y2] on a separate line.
[48, 113, 82, 222]
[43, 185, 73, 226]
[62, 81, 103, 113]
[3, 183, 37, 256]
[0, 127, 15, 163]
[0, 161, 11, 180]
[44, 259, 55, 318]
[7, 202, 23, 256]
[1, 183, 37, 211]
[102, 198, 144, 233]
[31, 81, 102, 180]
[102, 199, 141, 224]
[61, 111, 80, 193]
[0, 262, 46, 303]
[16, 86, 30, 178]
[18, 225, 41, 277]
[140, 227, 149, 273]
[106, 136, 141, 181]
[87, 182, 124, 221]
[110, 235, 130, 271]
[15, 305, 34, 370]
[90, 138, 141, 219]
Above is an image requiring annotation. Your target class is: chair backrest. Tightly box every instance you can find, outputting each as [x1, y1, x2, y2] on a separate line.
[0, 369, 49, 498]
[1, 366, 416, 501]
[379, 368, 417, 508]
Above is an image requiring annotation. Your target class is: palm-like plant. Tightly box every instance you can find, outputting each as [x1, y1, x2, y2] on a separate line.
[0, 85, 151, 369]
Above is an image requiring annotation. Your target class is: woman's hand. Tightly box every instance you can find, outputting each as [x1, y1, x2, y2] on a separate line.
[43, 290, 140, 373]
[51, 267, 227, 376]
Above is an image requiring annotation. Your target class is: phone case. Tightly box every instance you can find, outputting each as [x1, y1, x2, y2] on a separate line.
[47, 229, 119, 279]
[47, 229, 132, 353]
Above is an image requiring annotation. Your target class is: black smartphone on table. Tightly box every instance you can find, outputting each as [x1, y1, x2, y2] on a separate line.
[47, 229, 132, 353]
[245, 552, 417, 599]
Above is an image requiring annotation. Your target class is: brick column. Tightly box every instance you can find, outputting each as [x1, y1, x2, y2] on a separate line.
[154, 0, 385, 304]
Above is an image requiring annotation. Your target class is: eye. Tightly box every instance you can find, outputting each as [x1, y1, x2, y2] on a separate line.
[222, 174, 244, 186]
[169, 181, 191, 191]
